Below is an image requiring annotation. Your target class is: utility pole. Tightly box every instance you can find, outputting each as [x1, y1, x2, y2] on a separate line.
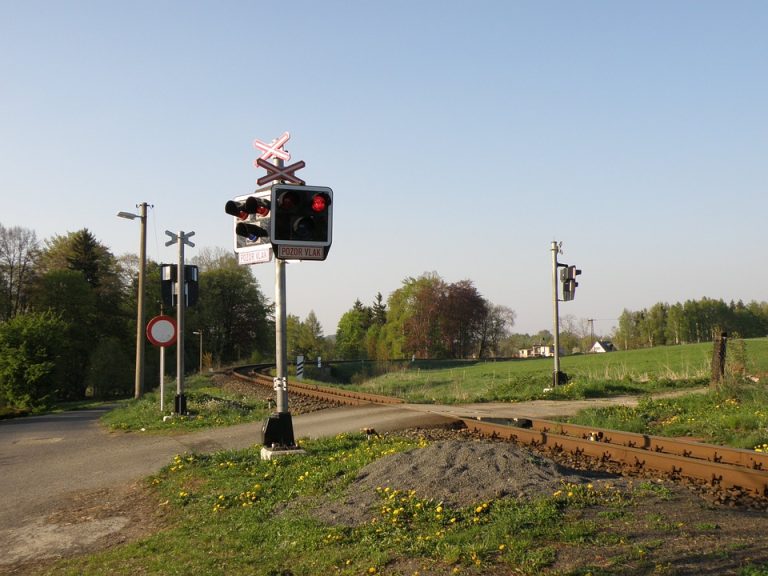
[117, 202, 149, 399]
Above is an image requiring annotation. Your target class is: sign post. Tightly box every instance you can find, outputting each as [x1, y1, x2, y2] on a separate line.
[233, 131, 333, 457]
[165, 230, 195, 414]
[146, 315, 177, 412]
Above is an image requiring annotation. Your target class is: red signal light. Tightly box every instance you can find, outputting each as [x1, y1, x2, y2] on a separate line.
[245, 196, 270, 216]
[311, 193, 330, 213]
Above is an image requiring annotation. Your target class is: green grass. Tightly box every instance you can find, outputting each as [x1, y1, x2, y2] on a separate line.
[566, 380, 768, 449]
[100, 374, 271, 433]
[327, 338, 768, 405]
[42, 433, 671, 576]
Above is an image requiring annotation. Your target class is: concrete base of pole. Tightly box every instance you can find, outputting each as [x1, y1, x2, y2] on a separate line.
[260, 445, 306, 461]
[262, 411, 296, 448]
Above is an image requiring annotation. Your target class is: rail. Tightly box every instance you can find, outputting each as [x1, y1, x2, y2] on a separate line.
[229, 365, 768, 498]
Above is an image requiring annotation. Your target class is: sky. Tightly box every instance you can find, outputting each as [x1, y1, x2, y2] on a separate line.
[2, 1, 767, 337]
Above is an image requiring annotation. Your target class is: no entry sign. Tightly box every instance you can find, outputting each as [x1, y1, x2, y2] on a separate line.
[146, 315, 177, 347]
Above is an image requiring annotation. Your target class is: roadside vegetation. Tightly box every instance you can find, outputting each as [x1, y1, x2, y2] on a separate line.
[566, 380, 768, 450]
[100, 375, 270, 433]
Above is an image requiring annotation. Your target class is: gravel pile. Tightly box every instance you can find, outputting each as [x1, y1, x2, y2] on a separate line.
[313, 436, 622, 526]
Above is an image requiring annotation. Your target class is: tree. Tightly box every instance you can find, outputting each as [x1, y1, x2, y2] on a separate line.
[299, 311, 326, 359]
[371, 292, 387, 326]
[335, 301, 371, 359]
[29, 269, 100, 399]
[84, 337, 133, 399]
[0, 311, 67, 409]
[665, 303, 684, 345]
[189, 258, 272, 365]
[614, 310, 641, 350]
[379, 274, 495, 359]
[440, 280, 487, 358]
[0, 224, 39, 321]
[37, 229, 125, 339]
[287, 311, 328, 361]
[403, 274, 446, 358]
[477, 304, 516, 357]
[641, 303, 668, 348]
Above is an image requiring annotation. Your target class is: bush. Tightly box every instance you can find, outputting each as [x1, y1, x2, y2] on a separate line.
[0, 311, 67, 409]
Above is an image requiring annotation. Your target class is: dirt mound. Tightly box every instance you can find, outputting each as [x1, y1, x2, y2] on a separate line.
[314, 439, 620, 526]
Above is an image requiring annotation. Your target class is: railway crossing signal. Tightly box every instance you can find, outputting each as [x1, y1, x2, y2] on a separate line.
[560, 265, 581, 301]
[253, 131, 291, 162]
[226, 189, 273, 261]
[270, 184, 333, 261]
[256, 158, 307, 186]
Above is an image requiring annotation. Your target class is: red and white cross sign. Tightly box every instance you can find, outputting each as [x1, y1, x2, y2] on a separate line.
[256, 158, 307, 186]
[253, 131, 291, 162]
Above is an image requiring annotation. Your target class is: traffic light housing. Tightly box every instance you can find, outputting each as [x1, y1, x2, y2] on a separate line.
[270, 184, 333, 260]
[160, 264, 199, 308]
[226, 189, 272, 255]
[561, 265, 581, 301]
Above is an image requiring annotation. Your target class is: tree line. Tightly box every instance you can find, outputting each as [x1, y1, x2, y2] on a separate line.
[0, 225, 517, 411]
[0, 224, 272, 411]
[613, 298, 768, 350]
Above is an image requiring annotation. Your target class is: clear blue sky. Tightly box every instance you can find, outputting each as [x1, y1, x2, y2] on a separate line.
[2, 1, 767, 337]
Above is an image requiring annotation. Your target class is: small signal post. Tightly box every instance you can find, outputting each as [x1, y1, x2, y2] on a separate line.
[550, 241, 583, 390]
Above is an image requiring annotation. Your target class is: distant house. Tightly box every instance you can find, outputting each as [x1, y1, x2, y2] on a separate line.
[589, 340, 615, 353]
[519, 345, 561, 358]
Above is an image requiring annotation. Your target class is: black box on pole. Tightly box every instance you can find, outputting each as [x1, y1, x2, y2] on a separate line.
[262, 412, 295, 448]
[174, 394, 187, 415]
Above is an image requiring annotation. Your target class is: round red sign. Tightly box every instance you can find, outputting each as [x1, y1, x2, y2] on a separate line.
[146, 315, 177, 347]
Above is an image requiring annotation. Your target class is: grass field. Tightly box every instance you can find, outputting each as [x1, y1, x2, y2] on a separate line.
[335, 338, 768, 405]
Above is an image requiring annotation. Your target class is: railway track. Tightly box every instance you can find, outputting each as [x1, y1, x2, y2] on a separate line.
[229, 365, 768, 503]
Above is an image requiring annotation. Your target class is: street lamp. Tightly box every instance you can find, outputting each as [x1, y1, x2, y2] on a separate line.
[117, 203, 149, 399]
[193, 330, 203, 373]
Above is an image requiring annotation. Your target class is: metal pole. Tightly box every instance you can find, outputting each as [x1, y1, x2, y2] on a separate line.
[551, 241, 562, 384]
[262, 156, 296, 449]
[176, 232, 186, 413]
[135, 202, 147, 399]
[275, 258, 288, 412]
[160, 346, 165, 412]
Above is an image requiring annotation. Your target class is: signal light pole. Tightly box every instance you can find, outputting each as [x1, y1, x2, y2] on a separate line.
[262, 158, 297, 450]
[165, 230, 195, 414]
[550, 241, 583, 389]
[551, 241, 564, 388]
